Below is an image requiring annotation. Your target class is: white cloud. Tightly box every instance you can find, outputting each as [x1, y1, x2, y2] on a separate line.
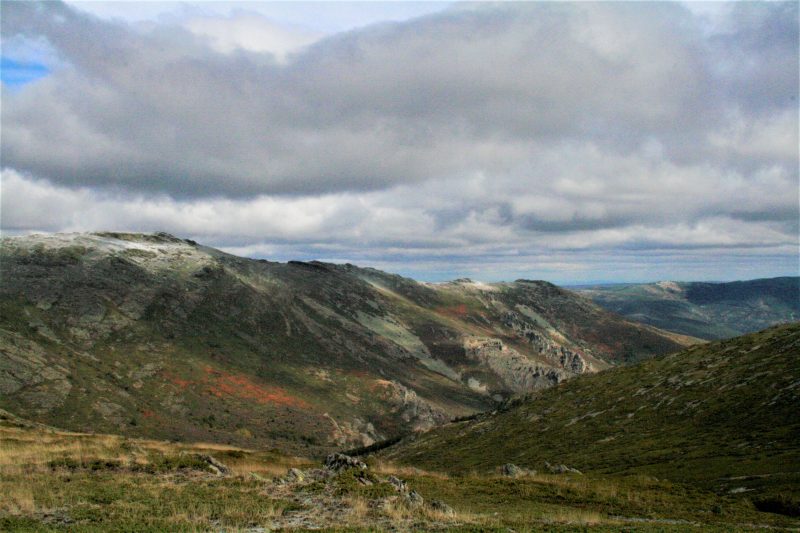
[184, 13, 323, 61]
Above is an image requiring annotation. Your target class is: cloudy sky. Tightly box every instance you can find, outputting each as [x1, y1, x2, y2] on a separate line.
[1, 1, 798, 283]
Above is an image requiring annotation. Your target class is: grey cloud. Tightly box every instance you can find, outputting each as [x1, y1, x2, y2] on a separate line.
[3, 165, 796, 284]
[1, 2, 797, 283]
[2, 1, 797, 199]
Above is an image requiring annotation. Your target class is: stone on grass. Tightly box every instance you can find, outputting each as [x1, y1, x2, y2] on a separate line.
[324, 453, 367, 471]
[429, 499, 455, 516]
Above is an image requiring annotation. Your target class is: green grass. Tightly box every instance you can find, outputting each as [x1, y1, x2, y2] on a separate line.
[385, 324, 800, 504]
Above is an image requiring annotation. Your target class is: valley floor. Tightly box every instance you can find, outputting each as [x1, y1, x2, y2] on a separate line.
[2, 417, 799, 532]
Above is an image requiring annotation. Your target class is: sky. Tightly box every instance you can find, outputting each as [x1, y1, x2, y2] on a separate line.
[1, 1, 798, 284]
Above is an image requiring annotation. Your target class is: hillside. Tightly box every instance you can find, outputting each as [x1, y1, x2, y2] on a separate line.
[577, 278, 800, 340]
[0, 232, 691, 454]
[5, 412, 799, 531]
[384, 323, 800, 499]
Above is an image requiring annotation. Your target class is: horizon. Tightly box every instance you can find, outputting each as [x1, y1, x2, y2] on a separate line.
[2, 229, 796, 287]
[2, 1, 798, 283]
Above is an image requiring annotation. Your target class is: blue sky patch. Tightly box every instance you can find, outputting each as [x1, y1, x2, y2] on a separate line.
[1, 57, 50, 86]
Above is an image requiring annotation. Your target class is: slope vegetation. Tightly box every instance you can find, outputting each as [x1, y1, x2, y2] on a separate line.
[578, 277, 800, 339]
[3, 410, 799, 531]
[385, 323, 800, 499]
[0, 232, 690, 453]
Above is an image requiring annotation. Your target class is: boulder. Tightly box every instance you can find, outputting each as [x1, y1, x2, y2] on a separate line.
[285, 468, 305, 482]
[544, 460, 581, 475]
[501, 463, 523, 477]
[324, 453, 367, 471]
[429, 499, 455, 516]
[406, 490, 424, 508]
[198, 454, 228, 475]
[387, 475, 408, 493]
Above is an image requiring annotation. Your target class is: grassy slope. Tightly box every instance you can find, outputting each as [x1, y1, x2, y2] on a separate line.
[0, 232, 691, 454]
[578, 277, 800, 340]
[385, 323, 800, 499]
[2, 411, 798, 531]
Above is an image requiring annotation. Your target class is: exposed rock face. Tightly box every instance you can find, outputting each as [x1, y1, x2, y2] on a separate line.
[502, 312, 592, 374]
[0, 331, 71, 413]
[323, 413, 380, 448]
[375, 380, 450, 431]
[463, 337, 567, 393]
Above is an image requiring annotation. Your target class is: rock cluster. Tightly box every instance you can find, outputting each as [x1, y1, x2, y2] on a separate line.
[197, 454, 229, 476]
[324, 452, 367, 471]
[464, 336, 567, 392]
[500, 463, 537, 477]
[544, 460, 582, 475]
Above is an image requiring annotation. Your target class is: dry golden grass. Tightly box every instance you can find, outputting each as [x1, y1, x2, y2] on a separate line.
[0, 423, 310, 495]
[226, 458, 290, 478]
[0, 427, 126, 474]
[343, 495, 371, 520]
[370, 459, 450, 480]
[542, 508, 606, 526]
[1, 484, 36, 514]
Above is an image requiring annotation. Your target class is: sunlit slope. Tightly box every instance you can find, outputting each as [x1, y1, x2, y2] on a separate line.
[386, 323, 800, 496]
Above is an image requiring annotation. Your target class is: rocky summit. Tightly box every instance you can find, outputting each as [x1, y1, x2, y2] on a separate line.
[0, 232, 693, 454]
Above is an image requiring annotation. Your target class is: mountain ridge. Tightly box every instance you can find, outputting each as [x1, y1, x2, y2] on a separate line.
[0, 231, 692, 453]
[577, 277, 799, 340]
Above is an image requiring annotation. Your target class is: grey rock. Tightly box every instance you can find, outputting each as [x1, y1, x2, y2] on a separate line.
[429, 499, 455, 515]
[387, 475, 408, 493]
[198, 454, 229, 475]
[324, 453, 367, 471]
[544, 460, 581, 475]
[285, 468, 305, 482]
[501, 463, 523, 477]
[406, 490, 424, 507]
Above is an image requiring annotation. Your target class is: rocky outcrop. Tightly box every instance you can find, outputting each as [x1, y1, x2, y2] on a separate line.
[325, 453, 367, 471]
[463, 337, 567, 393]
[544, 461, 582, 475]
[375, 380, 450, 431]
[502, 312, 591, 374]
[197, 454, 229, 476]
[0, 330, 71, 414]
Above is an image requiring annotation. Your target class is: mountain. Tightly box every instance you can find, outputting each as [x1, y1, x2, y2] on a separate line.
[383, 323, 800, 497]
[576, 277, 800, 340]
[0, 232, 692, 454]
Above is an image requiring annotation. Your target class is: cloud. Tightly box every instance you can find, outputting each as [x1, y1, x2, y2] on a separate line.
[1, 1, 797, 282]
[183, 13, 324, 61]
[3, 163, 796, 283]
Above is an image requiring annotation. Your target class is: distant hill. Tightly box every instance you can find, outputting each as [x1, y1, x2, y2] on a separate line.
[384, 323, 800, 497]
[0, 232, 691, 454]
[576, 277, 800, 339]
